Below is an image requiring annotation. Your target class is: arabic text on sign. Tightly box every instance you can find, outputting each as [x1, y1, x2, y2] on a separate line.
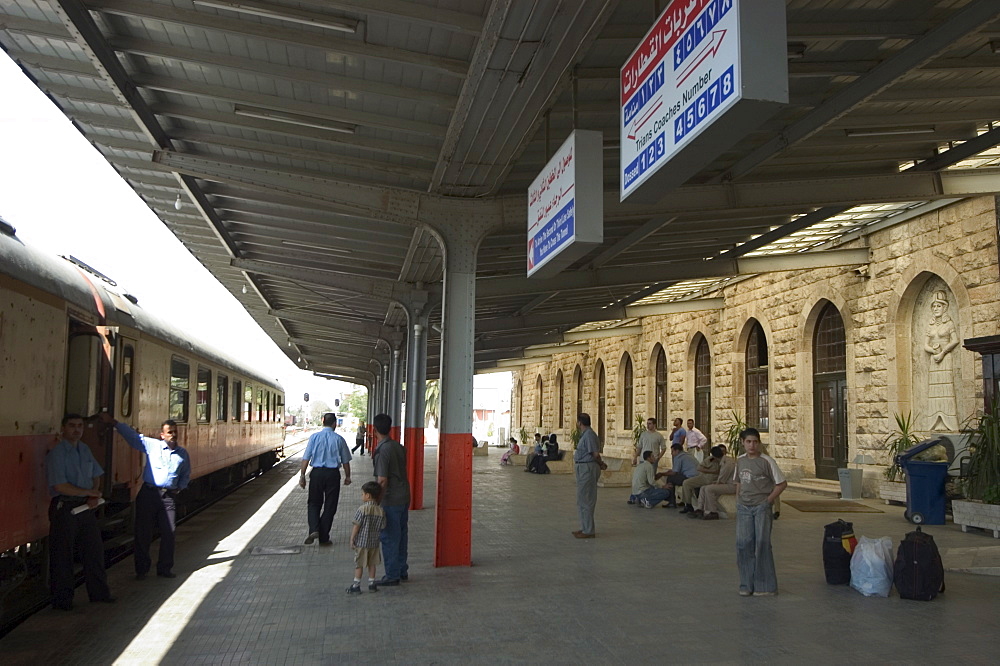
[672, 0, 733, 70]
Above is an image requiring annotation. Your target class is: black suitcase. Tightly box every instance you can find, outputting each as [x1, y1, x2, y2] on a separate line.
[893, 526, 945, 600]
[823, 519, 856, 585]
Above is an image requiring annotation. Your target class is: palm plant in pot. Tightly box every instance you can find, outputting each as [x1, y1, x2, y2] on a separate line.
[952, 399, 1000, 538]
[878, 412, 921, 504]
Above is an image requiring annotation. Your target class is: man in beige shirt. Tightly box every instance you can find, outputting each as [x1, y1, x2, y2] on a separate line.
[691, 445, 737, 520]
[679, 446, 722, 513]
[633, 417, 666, 465]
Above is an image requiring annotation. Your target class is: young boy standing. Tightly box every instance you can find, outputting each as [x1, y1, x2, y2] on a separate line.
[347, 482, 386, 594]
[735, 428, 787, 597]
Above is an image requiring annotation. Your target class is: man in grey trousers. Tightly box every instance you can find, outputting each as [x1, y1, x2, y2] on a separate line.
[735, 427, 787, 596]
[572, 413, 606, 539]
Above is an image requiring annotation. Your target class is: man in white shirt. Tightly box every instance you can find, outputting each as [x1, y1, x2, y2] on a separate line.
[685, 418, 708, 461]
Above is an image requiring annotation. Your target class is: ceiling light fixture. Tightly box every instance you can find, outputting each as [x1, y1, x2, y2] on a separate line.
[174, 194, 183, 210]
[241, 284, 248, 294]
[844, 127, 936, 138]
[192, 0, 358, 33]
[234, 105, 356, 134]
[787, 43, 807, 59]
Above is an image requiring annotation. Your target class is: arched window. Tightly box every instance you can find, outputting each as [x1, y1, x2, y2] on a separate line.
[557, 369, 565, 428]
[813, 302, 848, 480]
[654, 346, 667, 426]
[536, 375, 543, 428]
[516, 379, 523, 427]
[574, 365, 583, 419]
[622, 354, 634, 429]
[745, 321, 769, 431]
[597, 361, 606, 445]
[695, 337, 711, 437]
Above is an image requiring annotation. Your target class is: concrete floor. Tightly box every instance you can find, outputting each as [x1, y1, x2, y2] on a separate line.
[3, 447, 999, 665]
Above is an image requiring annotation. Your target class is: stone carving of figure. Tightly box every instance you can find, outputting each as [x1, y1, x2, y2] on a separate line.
[923, 290, 959, 431]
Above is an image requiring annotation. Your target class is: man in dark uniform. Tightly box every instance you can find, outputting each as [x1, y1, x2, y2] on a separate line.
[101, 413, 191, 579]
[46, 414, 114, 609]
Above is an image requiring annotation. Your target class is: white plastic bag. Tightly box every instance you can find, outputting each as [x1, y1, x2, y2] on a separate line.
[850, 535, 895, 597]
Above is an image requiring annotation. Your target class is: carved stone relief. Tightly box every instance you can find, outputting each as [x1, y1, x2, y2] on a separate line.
[912, 278, 960, 432]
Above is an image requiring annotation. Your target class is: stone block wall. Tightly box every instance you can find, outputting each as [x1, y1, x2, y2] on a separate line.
[511, 197, 1000, 480]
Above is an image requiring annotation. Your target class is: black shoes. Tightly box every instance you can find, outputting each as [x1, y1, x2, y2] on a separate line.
[304, 532, 319, 545]
[377, 576, 400, 586]
[157, 572, 177, 579]
[368, 582, 379, 592]
[679, 504, 695, 514]
[347, 583, 362, 595]
[319, 541, 333, 547]
[400, 574, 408, 582]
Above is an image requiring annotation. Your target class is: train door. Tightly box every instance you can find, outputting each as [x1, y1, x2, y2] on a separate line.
[64, 320, 115, 492]
[114, 337, 140, 491]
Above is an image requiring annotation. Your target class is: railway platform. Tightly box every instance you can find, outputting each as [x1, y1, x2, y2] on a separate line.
[3, 449, 999, 664]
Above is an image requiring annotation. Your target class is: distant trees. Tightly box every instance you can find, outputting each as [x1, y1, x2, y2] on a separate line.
[341, 390, 367, 422]
[425, 379, 440, 427]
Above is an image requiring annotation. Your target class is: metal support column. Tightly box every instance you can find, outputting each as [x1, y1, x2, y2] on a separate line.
[404, 309, 429, 511]
[389, 342, 403, 441]
[436, 236, 478, 567]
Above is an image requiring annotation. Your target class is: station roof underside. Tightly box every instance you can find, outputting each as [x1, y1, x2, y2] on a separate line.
[4, 0, 1000, 384]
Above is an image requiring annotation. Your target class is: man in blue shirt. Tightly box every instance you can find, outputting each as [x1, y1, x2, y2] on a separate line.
[101, 413, 191, 579]
[299, 413, 353, 546]
[46, 414, 113, 609]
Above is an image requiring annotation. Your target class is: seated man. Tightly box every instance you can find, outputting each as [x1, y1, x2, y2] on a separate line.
[527, 435, 550, 473]
[679, 445, 723, 513]
[524, 433, 542, 472]
[652, 443, 699, 508]
[629, 450, 657, 504]
[691, 446, 737, 520]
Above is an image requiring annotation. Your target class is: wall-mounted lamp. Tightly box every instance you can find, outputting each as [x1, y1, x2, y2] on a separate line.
[174, 194, 183, 210]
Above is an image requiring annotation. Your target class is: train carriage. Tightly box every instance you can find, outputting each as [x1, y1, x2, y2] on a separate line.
[0, 218, 284, 625]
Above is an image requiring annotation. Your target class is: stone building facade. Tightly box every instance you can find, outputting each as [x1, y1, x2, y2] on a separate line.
[511, 196, 1000, 489]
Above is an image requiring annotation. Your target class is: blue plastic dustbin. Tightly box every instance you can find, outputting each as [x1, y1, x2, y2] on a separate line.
[896, 439, 949, 525]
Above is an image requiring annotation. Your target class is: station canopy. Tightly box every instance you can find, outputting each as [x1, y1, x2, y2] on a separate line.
[4, 0, 1000, 383]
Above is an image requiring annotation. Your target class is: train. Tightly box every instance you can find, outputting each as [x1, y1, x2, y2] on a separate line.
[0, 216, 285, 625]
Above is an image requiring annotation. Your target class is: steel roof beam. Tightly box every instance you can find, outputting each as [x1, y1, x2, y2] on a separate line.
[714, 0, 1000, 184]
[111, 37, 455, 109]
[87, 0, 469, 77]
[150, 105, 439, 162]
[4, 50, 104, 79]
[474, 298, 726, 334]
[168, 129, 433, 180]
[133, 74, 445, 138]
[313, 372, 372, 387]
[234, 258, 436, 304]
[295, 0, 483, 36]
[268, 309, 392, 342]
[477, 249, 870, 298]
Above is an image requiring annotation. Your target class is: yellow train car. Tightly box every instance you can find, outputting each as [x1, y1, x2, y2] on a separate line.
[0, 218, 283, 623]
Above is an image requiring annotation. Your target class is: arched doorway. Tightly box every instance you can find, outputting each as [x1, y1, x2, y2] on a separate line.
[536, 375, 543, 429]
[813, 302, 847, 480]
[556, 369, 564, 429]
[622, 353, 634, 430]
[694, 336, 711, 437]
[574, 365, 583, 419]
[596, 361, 606, 446]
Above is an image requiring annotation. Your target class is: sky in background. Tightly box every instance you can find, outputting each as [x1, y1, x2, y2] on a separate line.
[0, 53, 355, 409]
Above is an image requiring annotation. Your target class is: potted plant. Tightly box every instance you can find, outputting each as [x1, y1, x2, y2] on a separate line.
[878, 412, 921, 505]
[630, 413, 645, 463]
[722, 410, 748, 456]
[569, 426, 581, 450]
[952, 400, 1000, 538]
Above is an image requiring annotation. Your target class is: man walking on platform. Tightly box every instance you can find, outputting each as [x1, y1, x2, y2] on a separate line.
[352, 422, 366, 456]
[372, 413, 410, 585]
[299, 413, 353, 546]
[572, 413, 606, 539]
[47, 414, 114, 609]
[101, 413, 191, 579]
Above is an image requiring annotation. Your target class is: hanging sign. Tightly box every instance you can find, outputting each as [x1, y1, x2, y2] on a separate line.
[620, 0, 787, 203]
[527, 130, 603, 278]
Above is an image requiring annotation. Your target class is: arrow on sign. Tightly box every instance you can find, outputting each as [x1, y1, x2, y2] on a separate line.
[676, 30, 727, 88]
[626, 98, 663, 140]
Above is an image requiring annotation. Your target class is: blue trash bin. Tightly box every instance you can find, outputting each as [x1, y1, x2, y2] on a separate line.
[896, 439, 949, 525]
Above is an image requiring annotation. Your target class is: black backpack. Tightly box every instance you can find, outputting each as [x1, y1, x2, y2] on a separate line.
[893, 527, 945, 601]
[822, 519, 855, 585]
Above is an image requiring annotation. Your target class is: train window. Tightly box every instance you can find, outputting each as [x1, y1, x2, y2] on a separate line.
[169, 356, 190, 422]
[257, 388, 264, 421]
[265, 390, 272, 421]
[232, 380, 242, 422]
[217, 374, 228, 421]
[275, 394, 284, 423]
[244, 383, 253, 422]
[66, 333, 102, 417]
[120, 344, 135, 417]
[196, 366, 211, 423]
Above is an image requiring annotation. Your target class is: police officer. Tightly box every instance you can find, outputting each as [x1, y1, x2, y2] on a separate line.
[46, 414, 113, 609]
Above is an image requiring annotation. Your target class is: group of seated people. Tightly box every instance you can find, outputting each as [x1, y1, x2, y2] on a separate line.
[628, 443, 739, 520]
[524, 432, 562, 473]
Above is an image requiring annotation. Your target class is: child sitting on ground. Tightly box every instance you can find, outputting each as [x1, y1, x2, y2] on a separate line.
[347, 481, 387, 595]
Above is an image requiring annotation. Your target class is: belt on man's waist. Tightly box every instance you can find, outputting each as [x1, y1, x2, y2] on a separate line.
[575, 460, 597, 464]
[144, 482, 176, 492]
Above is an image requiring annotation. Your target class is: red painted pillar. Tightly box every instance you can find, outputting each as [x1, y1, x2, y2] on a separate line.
[404, 427, 424, 510]
[436, 432, 472, 565]
[390, 425, 401, 442]
[367, 423, 375, 455]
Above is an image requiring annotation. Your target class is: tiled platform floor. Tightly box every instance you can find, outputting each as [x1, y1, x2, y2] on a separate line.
[3, 448, 1000, 664]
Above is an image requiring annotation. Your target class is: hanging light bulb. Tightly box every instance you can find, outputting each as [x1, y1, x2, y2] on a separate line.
[241, 284, 247, 294]
[174, 194, 183, 210]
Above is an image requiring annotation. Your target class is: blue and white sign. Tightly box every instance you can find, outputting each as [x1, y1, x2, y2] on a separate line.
[527, 130, 603, 278]
[620, 0, 787, 202]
